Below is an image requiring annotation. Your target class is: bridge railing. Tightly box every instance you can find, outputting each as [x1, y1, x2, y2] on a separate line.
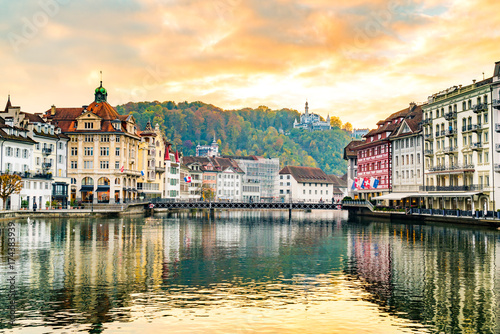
[342, 200, 374, 211]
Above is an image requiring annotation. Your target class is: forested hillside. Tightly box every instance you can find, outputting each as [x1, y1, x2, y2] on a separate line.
[116, 101, 350, 175]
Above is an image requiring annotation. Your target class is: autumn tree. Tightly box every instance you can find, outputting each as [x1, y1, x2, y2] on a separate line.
[201, 183, 215, 201]
[342, 122, 353, 132]
[330, 116, 342, 128]
[0, 174, 23, 210]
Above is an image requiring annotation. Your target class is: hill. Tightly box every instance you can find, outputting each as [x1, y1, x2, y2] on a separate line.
[116, 101, 350, 175]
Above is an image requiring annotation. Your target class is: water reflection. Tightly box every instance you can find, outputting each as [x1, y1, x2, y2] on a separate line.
[0, 211, 499, 333]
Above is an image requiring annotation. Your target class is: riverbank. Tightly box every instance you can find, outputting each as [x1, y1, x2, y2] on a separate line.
[352, 210, 500, 228]
[0, 202, 148, 222]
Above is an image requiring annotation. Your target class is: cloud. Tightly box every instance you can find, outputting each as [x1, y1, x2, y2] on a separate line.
[0, 0, 499, 128]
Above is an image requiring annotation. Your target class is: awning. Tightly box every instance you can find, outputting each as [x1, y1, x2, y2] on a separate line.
[79, 185, 94, 192]
[418, 191, 481, 198]
[372, 193, 415, 200]
[373, 191, 481, 200]
[96, 185, 110, 192]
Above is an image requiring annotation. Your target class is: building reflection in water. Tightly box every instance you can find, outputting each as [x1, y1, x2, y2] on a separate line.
[0, 211, 498, 333]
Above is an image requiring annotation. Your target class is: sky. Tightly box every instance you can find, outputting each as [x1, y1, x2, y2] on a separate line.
[1, 0, 499, 129]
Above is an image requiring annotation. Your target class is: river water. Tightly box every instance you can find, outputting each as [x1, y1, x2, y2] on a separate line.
[1, 210, 499, 333]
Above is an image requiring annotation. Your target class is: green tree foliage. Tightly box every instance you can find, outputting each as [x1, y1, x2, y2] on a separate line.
[117, 101, 350, 175]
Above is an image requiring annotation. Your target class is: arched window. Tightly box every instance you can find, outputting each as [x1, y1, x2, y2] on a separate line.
[98, 177, 110, 185]
[82, 177, 94, 185]
[115, 178, 120, 185]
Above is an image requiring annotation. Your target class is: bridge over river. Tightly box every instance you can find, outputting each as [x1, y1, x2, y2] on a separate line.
[149, 200, 346, 218]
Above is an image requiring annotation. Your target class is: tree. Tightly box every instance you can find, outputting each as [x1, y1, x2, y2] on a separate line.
[330, 116, 342, 128]
[342, 122, 353, 132]
[0, 174, 23, 210]
[201, 183, 215, 201]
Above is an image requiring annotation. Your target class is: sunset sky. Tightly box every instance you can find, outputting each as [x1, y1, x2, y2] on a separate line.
[1, 0, 499, 128]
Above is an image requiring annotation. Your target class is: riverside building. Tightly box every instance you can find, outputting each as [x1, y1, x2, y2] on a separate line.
[421, 63, 499, 211]
[43, 81, 142, 204]
[137, 121, 166, 200]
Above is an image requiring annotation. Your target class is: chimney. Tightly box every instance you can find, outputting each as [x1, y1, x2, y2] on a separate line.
[409, 102, 416, 111]
[472, 79, 476, 84]
[51, 105, 56, 116]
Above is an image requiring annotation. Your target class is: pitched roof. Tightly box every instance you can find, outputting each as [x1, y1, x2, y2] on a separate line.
[44, 101, 137, 135]
[279, 166, 336, 184]
[327, 174, 346, 187]
[343, 140, 364, 159]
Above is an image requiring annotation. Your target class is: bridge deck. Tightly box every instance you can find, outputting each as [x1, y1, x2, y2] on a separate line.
[150, 201, 343, 210]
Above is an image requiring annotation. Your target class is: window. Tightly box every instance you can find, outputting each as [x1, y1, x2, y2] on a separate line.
[84, 122, 94, 129]
[71, 178, 77, 184]
[100, 147, 109, 156]
[100, 161, 109, 169]
[85, 135, 93, 142]
[484, 113, 488, 123]
[115, 148, 120, 156]
[84, 147, 93, 156]
[115, 161, 120, 169]
[22, 149, 28, 158]
[84, 161, 93, 169]
[71, 161, 77, 169]
[15, 148, 20, 157]
[116, 135, 120, 143]
[71, 147, 78, 155]
[485, 151, 489, 163]
[36, 157, 40, 165]
[101, 135, 109, 142]
[6, 147, 12, 156]
[484, 131, 489, 143]
[58, 155, 62, 163]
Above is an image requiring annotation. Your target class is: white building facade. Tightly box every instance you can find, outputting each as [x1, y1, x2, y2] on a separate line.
[278, 166, 338, 203]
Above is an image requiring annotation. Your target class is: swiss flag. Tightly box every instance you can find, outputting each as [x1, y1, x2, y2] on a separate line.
[362, 177, 370, 189]
[355, 178, 363, 189]
[120, 165, 124, 173]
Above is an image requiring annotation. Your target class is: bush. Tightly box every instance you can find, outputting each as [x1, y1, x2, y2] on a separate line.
[21, 199, 29, 209]
[342, 196, 353, 201]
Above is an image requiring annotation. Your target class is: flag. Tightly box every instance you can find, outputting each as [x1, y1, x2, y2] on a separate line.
[362, 177, 370, 189]
[351, 180, 356, 190]
[141, 170, 145, 176]
[184, 176, 192, 183]
[372, 177, 380, 189]
[120, 165, 124, 173]
[175, 150, 179, 163]
[355, 178, 362, 189]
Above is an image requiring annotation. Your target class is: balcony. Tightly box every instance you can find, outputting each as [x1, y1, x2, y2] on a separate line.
[444, 111, 457, 120]
[493, 99, 500, 109]
[445, 129, 456, 137]
[470, 124, 481, 132]
[424, 149, 434, 156]
[443, 146, 457, 154]
[496, 144, 500, 152]
[428, 164, 474, 173]
[471, 142, 483, 150]
[155, 166, 165, 173]
[42, 162, 52, 169]
[496, 123, 500, 132]
[420, 185, 483, 192]
[422, 118, 432, 125]
[424, 133, 433, 141]
[495, 164, 500, 172]
[42, 147, 52, 155]
[472, 103, 488, 113]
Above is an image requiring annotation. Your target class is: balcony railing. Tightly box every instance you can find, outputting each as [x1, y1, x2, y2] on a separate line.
[495, 123, 500, 132]
[443, 146, 457, 154]
[428, 164, 474, 172]
[472, 103, 488, 113]
[420, 185, 483, 192]
[435, 131, 440, 138]
[496, 144, 500, 152]
[471, 142, 483, 150]
[470, 124, 481, 132]
[42, 162, 52, 169]
[444, 129, 456, 136]
[493, 99, 500, 109]
[444, 111, 457, 120]
[424, 149, 434, 156]
[42, 147, 52, 155]
[422, 118, 431, 125]
[495, 164, 500, 172]
[424, 133, 433, 141]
